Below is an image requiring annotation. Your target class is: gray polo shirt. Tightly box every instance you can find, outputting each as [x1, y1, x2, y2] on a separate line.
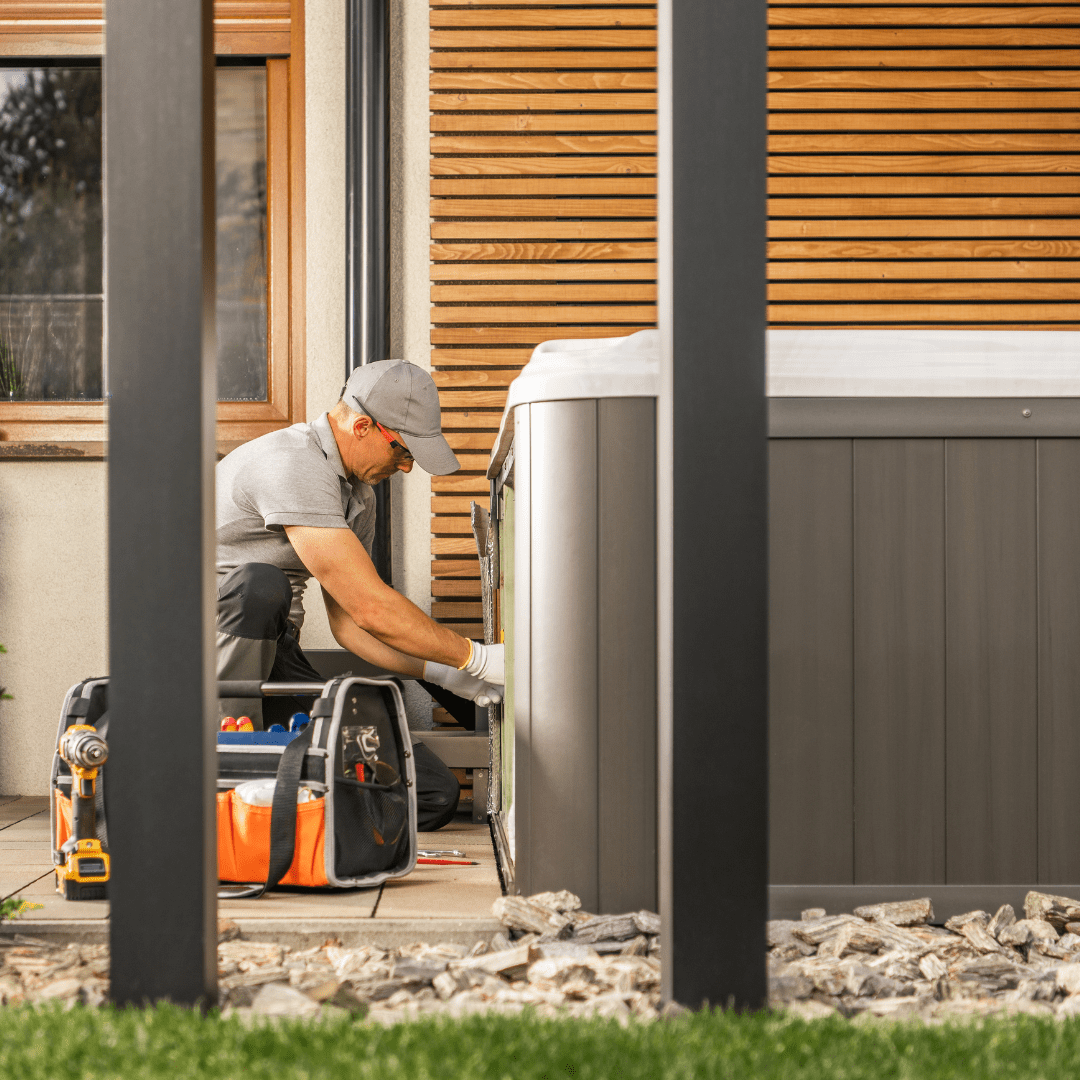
[216, 413, 376, 627]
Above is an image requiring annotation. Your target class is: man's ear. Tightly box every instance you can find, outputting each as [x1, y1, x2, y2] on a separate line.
[352, 415, 373, 439]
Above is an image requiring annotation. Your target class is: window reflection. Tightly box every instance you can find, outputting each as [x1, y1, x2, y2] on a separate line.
[216, 65, 267, 402]
[0, 66, 102, 401]
[0, 62, 270, 403]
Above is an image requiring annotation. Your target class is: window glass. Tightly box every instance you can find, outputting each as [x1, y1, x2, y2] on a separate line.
[216, 65, 267, 402]
[0, 62, 269, 403]
[0, 66, 102, 401]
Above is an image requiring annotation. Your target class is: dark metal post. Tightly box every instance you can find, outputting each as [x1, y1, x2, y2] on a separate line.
[107, 0, 218, 1005]
[347, 0, 393, 583]
[658, 0, 769, 1008]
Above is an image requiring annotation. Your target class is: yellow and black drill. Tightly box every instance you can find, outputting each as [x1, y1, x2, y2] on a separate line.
[56, 725, 110, 900]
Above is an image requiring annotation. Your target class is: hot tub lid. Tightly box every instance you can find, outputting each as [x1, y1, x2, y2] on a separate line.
[486, 329, 660, 479]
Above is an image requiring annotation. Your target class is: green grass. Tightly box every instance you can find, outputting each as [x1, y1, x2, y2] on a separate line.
[4, 1006, 1080, 1080]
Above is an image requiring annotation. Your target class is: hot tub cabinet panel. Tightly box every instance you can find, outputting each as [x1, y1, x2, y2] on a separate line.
[769, 436, 1080, 888]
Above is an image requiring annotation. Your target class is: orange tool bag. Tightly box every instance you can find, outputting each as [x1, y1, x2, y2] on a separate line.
[51, 676, 417, 898]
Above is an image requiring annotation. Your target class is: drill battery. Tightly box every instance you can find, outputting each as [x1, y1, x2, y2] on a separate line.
[57, 838, 110, 901]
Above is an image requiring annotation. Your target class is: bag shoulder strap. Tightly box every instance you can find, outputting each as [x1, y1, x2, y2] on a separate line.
[265, 722, 315, 893]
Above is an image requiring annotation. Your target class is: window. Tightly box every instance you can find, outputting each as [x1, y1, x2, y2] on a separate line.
[0, 1, 304, 455]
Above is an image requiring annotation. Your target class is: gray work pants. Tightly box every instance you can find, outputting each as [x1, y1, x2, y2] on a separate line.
[216, 563, 460, 831]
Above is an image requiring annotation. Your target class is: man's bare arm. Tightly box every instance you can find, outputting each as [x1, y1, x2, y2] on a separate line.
[285, 525, 470, 668]
[322, 587, 424, 678]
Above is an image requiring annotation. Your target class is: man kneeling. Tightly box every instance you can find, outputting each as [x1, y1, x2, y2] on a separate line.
[215, 360, 503, 831]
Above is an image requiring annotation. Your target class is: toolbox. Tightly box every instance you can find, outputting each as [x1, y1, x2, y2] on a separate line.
[50, 676, 417, 898]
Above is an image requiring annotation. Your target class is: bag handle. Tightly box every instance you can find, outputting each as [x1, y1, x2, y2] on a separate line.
[218, 722, 315, 900]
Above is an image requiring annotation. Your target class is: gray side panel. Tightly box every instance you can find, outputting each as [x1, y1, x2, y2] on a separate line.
[597, 398, 658, 914]
[527, 399, 600, 908]
[1036, 440, 1080, 882]
[768, 440, 854, 884]
[853, 440, 946, 884]
[945, 439, 1038, 884]
[513, 406, 532, 894]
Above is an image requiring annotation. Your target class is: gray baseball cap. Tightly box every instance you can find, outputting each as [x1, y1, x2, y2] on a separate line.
[341, 359, 459, 475]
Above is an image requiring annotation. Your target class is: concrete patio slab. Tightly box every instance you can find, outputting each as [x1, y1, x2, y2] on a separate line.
[0, 795, 504, 948]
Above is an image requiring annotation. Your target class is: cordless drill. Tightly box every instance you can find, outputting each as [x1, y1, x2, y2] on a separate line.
[56, 725, 110, 900]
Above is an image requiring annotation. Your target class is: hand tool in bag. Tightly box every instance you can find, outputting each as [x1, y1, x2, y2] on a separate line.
[56, 725, 110, 900]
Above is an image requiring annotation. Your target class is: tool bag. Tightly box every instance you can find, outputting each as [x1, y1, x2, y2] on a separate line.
[51, 676, 417, 897]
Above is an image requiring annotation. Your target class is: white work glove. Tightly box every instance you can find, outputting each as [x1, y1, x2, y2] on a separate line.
[423, 661, 503, 707]
[462, 641, 504, 686]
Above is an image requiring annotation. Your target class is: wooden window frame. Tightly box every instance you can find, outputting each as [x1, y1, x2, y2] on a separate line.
[0, 0, 305, 459]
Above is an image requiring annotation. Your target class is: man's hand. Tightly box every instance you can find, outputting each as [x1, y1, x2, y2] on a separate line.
[463, 641, 504, 686]
[423, 662, 502, 707]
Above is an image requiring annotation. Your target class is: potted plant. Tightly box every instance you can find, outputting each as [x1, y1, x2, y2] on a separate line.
[0, 643, 9, 702]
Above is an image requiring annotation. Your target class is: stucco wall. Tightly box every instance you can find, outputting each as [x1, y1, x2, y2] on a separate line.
[0, 462, 107, 795]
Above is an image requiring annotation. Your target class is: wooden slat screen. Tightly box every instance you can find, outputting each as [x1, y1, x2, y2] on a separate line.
[769, 1, 1080, 328]
[429, 0, 1080, 633]
[429, 0, 658, 639]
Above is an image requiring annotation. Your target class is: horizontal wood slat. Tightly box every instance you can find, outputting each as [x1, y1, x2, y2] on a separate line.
[771, 113, 1080, 132]
[770, 197, 1080, 216]
[433, 349, 534, 367]
[430, 261, 656, 280]
[770, 176, 1080, 195]
[434, 495, 493, 514]
[432, 227, 657, 248]
[431, 178, 656, 196]
[770, 303, 1080, 320]
[431, 93, 658, 112]
[431, 9, 656, 29]
[431, 135, 656, 153]
[432, 156, 656, 175]
[431, 560, 482, 579]
[769, 219, 1080, 238]
[770, 28, 1080, 45]
[769, 49, 1080, 67]
[431, 222, 657, 240]
[431, 52, 658, 70]
[772, 91, 1080, 108]
[430, 0, 654, 5]
[430, 72, 658, 91]
[769, 239, 1080, 257]
[430, 242, 657, 260]
[432, 325, 653, 344]
[771, 282, 1080, 300]
[770, 6, 1080, 25]
[433, 580, 485, 598]
[433, 306, 657, 324]
[430, 197, 655, 217]
[432, 283, 656, 301]
[433, 370, 523, 387]
[770, 70, 1080, 89]
[431, 114, 654, 133]
[770, 134, 1080, 152]
[770, 156, 1080, 174]
[430, 30, 656, 48]
[769, 260, 1080, 279]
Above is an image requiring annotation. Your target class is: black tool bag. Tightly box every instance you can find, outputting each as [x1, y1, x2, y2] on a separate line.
[51, 676, 417, 897]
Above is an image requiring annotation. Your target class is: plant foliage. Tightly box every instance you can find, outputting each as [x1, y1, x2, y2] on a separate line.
[0, 642, 9, 700]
